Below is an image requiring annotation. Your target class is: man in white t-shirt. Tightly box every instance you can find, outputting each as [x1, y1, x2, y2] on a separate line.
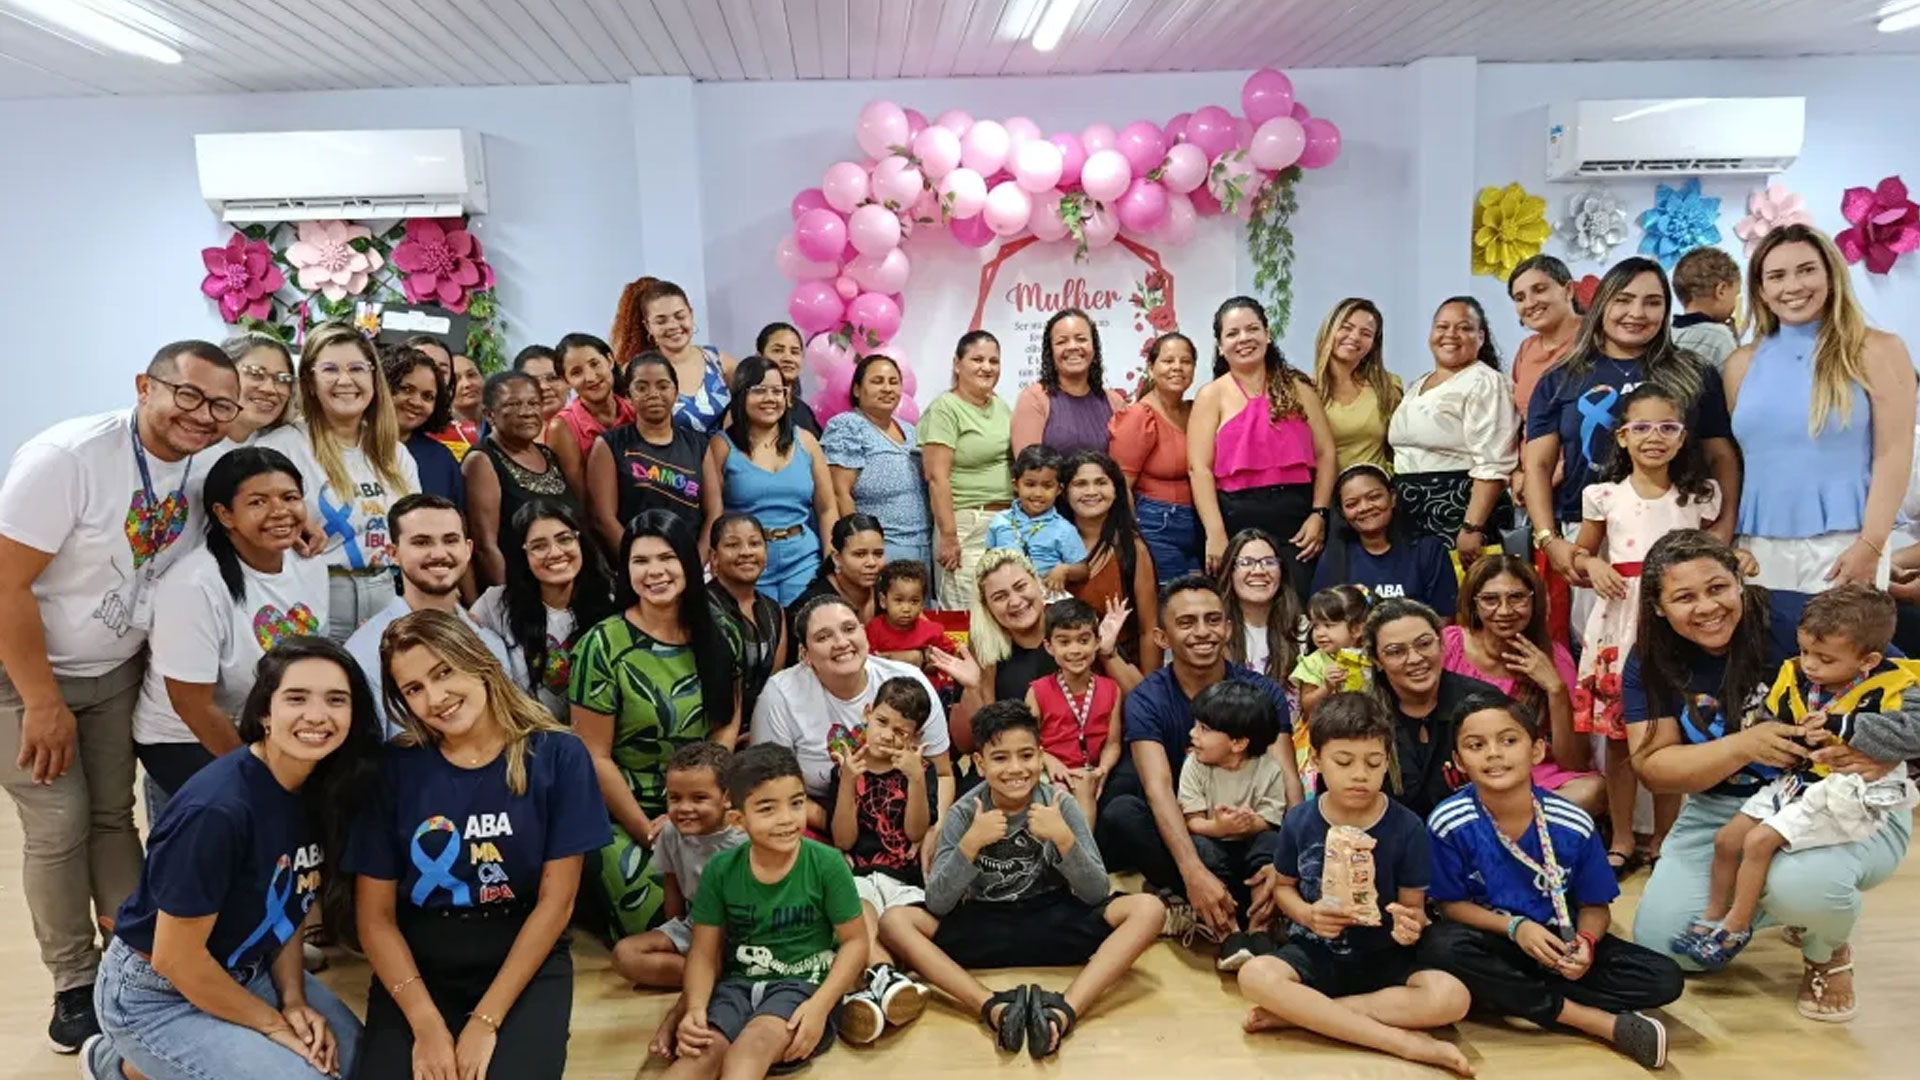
[0, 339, 241, 1052]
[345, 493, 522, 738]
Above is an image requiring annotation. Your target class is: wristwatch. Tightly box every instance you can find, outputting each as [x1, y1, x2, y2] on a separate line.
[1532, 528, 1559, 550]
[1460, 521, 1487, 539]
[1311, 506, 1331, 522]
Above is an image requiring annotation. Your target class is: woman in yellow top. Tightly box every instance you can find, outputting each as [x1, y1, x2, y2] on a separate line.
[1311, 298, 1400, 472]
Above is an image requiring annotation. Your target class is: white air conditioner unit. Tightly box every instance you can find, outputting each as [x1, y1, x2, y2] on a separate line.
[1545, 97, 1804, 180]
[194, 129, 488, 223]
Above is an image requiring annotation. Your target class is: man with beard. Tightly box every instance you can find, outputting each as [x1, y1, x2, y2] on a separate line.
[345, 493, 522, 737]
[0, 339, 241, 1052]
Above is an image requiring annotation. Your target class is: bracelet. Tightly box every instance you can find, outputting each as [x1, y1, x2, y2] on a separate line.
[1506, 915, 1527, 940]
[1863, 535, 1886, 556]
[468, 1010, 500, 1034]
[1576, 930, 1598, 951]
[388, 974, 421, 997]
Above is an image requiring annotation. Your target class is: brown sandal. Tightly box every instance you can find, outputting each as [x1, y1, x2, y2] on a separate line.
[1797, 944, 1857, 1023]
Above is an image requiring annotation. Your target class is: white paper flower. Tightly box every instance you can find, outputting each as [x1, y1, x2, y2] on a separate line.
[1557, 189, 1629, 263]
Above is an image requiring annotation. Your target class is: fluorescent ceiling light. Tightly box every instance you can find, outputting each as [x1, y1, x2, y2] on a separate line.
[1881, 3, 1920, 33]
[1031, 0, 1080, 52]
[1, 0, 182, 64]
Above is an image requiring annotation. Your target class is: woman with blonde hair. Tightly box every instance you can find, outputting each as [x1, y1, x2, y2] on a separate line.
[1726, 223, 1916, 591]
[348, 609, 608, 1080]
[1311, 297, 1400, 472]
[259, 321, 419, 640]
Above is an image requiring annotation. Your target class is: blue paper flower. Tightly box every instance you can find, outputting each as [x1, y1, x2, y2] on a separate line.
[1639, 178, 1721, 267]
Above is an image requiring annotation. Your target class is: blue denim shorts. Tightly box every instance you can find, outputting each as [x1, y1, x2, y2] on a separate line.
[1135, 495, 1201, 583]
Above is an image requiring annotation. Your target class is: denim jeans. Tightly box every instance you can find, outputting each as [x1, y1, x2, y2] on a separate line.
[1135, 496, 1200, 583]
[94, 936, 362, 1080]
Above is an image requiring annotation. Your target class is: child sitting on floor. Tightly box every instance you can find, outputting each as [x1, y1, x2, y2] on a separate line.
[616, 743, 747, 990]
[1676, 584, 1920, 969]
[1421, 691, 1682, 1069]
[662, 745, 867, 1079]
[878, 701, 1164, 1059]
[1180, 680, 1292, 972]
[1237, 693, 1473, 1076]
[827, 676, 938, 1044]
[1024, 598, 1123, 827]
[986, 445, 1087, 594]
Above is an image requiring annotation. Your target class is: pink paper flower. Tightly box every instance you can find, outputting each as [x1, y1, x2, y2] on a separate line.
[391, 218, 494, 313]
[1732, 183, 1815, 257]
[1836, 176, 1920, 275]
[199, 233, 284, 323]
[286, 220, 384, 301]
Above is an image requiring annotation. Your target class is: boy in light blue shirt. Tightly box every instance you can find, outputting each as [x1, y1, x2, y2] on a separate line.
[986, 445, 1087, 592]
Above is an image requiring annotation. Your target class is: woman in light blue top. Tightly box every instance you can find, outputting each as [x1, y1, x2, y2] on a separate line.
[821, 354, 931, 568]
[1725, 224, 1915, 592]
[702, 356, 839, 605]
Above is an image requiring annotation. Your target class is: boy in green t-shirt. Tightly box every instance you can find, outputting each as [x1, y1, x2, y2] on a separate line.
[666, 745, 868, 1077]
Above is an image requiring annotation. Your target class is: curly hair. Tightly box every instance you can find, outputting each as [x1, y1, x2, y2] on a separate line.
[1593, 384, 1717, 506]
[1038, 308, 1105, 395]
[609, 277, 689, 363]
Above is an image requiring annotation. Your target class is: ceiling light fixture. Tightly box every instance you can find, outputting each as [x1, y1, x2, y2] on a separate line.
[1880, 3, 1920, 33]
[1031, 0, 1081, 52]
[1, 0, 182, 64]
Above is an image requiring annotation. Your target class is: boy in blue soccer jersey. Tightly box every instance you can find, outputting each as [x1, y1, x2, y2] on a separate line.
[1419, 692, 1682, 1070]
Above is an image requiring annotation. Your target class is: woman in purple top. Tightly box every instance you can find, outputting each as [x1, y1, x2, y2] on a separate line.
[1011, 309, 1130, 457]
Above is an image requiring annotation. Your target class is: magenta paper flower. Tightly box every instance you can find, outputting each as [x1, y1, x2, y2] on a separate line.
[1836, 176, 1920, 275]
[391, 218, 494, 313]
[287, 220, 384, 301]
[200, 233, 284, 323]
[1732, 183, 1815, 257]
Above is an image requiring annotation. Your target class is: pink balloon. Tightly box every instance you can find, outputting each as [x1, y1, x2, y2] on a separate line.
[870, 155, 924, 208]
[834, 275, 860, 300]
[909, 188, 943, 226]
[1161, 143, 1209, 194]
[1185, 105, 1235, 159]
[788, 281, 845, 338]
[1029, 190, 1070, 242]
[1249, 116, 1307, 171]
[856, 100, 909, 159]
[1233, 116, 1254, 152]
[1082, 202, 1119, 249]
[821, 161, 871, 214]
[1157, 192, 1197, 245]
[912, 125, 963, 181]
[1300, 118, 1343, 169]
[894, 207, 916, 242]
[790, 187, 829, 221]
[1004, 116, 1042, 147]
[934, 109, 973, 136]
[1164, 112, 1191, 146]
[841, 240, 859, 265]
[1047, 133, 1087, 191]
[1241, 68, 1296, 127]
[804, 331, 851, 377]
[1082, 124, 1117, 153]
[815, 360, 854, 421]
[1116, 121, 1168, 177]
[1115, 177, 1170, 234]
[896, 395, 921, 424]
[949, 213, 995, 249]
[937, 168, 987, 219]
[1290, 101, 1312, 122]
[1190, 185, 1223, 217]
[904, 107, 928, 137]
[847, 247, 911, 294]
[775, 233, 838, 282]
[847, 292, 903, 342]
[1208, 151, 1257, 208]
[959, 119, 1010, 175]
[983, 181, 1033, 236]
[1080, 149, 1132, 203]
[793, 208, 848, 263]
[1010, 138, 1063, 193]
[848, 203, 902, 256]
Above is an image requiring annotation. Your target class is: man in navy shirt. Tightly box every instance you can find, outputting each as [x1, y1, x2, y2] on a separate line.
[1097, 576, 1301, 941]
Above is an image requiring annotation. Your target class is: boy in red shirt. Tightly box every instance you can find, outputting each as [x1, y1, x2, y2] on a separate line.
[1024, 598, 1122, 828]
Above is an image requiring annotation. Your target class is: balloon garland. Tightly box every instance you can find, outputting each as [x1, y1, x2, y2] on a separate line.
[774, 68, 1343, 423]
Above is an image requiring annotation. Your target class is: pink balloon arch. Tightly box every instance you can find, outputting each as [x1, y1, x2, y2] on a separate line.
[775, 69, 1343, 423]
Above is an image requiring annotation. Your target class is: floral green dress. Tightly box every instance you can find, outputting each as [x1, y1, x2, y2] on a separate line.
[569, 611, 740, 938]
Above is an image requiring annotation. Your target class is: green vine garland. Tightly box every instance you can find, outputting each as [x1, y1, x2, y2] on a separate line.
[1246, 165, 1302, 337]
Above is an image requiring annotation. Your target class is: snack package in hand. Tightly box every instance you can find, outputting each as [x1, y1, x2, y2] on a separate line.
[1334, 648, 1372, 692]
[1321, 824, 1381, 926]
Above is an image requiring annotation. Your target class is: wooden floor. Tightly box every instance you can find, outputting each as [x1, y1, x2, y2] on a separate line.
[5, 804, 1918, 1080]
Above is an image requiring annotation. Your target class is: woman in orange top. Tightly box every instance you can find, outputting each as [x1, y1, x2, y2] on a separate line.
[1108, 332, 1199, 581]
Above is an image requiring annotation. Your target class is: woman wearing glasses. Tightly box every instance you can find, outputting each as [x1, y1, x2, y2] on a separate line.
[220, 332, 297, 445]
[465, 372, 578, 589]
[259, 322, 419, 641]
[1362, 596, 1498, 818]
[1311, 464, 1459, 616]
[472, 499, 619, 721]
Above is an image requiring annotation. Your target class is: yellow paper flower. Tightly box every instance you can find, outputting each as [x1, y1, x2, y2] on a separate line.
[1472, 182, 1551, 279]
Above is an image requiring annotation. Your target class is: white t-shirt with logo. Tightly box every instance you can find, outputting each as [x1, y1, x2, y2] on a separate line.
[133, 545, 331, 745]
[256, 424, 419, 572]
[0, 411, 215, 676]
[471, 585, 577, 721]
[749, 655, 949, 798]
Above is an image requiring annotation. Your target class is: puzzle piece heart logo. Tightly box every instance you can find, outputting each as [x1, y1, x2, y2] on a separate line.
[124, 488, 188, 569]
[252, 603, 321, 651]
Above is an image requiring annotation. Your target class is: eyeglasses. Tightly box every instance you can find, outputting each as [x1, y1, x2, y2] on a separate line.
[525, 530, 581, 558]
[314, 361, 372, 380]
[1474, 592, 1533, 612]
[1622, 421, 1685, 437]
[1235, 555, 1280, 571]
[237, 363, 295, 386]
[148, 376, 242, 422]
[1377, 633, 1440, 662]
[746, 385, 787, 399]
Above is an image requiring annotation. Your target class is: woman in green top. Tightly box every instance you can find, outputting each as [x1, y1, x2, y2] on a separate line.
[1310, 297, 1401, 471]
[919, 330, 1014, 608]
[569, 509, 741, 938]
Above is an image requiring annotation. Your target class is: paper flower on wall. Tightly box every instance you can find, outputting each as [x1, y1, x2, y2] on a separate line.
[1639, 178, 1721, 267]
[1472, 183, 1550, 279]
[1836, 176, 1919, 275]
[1557, 189, 1630, 263]
[200, 233, 285, 323]
[1732, 183, 1814, 257]
[1574, 274, 1601, 310]
[391, 218, 495, 313]
[287, 220, 385, 301]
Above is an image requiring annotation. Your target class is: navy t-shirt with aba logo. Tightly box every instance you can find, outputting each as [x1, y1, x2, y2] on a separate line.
[343, 730, 611, 910]
[115, 748, 323, 973]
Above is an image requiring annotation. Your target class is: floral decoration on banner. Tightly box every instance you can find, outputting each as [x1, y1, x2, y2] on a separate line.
[1836, 176, 1919, 275]
[1129, 267, 1177, 364]
[1557, 189, 1629, 263]
[195, 216, 504, 372]
[1732, 183, 1814, 257]
[1471, 182, 1550, 280]
[1638, 178, 1721, 268]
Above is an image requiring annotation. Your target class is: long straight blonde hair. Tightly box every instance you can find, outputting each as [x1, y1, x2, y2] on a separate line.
[379, 609, 566, 796]
[298, 322, 410, 498]
[1746, 224, 1872, 435]
[1312, 297, 1400, 418]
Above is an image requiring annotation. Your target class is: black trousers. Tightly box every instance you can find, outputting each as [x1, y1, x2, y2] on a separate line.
[1218, 483, 1317, 602]
[134, 741, 217, 796]
[1095, 761, 1280, 906]
[355, 909, 574, 1080]
[1194, 833, 1281, 915]
[1417, 920, 1683, 1027]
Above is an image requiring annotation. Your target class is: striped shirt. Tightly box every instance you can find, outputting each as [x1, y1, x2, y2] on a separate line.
[1426, 786, 1618, 932]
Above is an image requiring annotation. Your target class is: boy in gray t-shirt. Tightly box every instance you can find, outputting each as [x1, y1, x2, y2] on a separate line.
[611, 744, 745, 989]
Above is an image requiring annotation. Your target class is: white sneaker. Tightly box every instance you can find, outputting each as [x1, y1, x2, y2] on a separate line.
[870, 964, 928, 1028]
[1159, 891, 1223, 947]
[838, 988, 885, 1045]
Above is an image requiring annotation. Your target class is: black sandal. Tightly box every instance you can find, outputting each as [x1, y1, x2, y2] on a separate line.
[980, 985, 1030, 1053]
[1607, 848, 1643, 880]
[1025, 985, 1078, 1059]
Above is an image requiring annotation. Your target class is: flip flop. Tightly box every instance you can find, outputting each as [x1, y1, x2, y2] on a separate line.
[980, 984, 1030, 1053]
[1026, 985, 1078, 1060]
